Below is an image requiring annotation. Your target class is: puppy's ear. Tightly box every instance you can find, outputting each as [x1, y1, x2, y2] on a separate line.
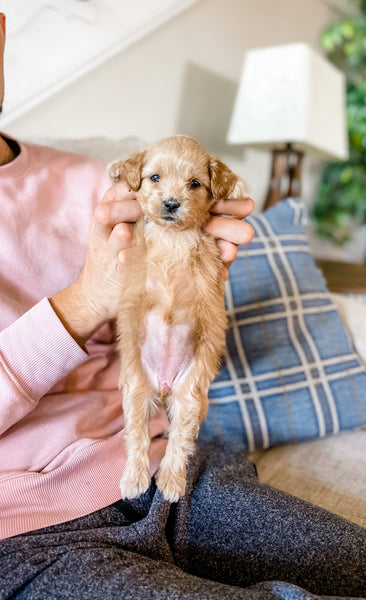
[107, 150, 146, 191]
[208, 155, 247, 200]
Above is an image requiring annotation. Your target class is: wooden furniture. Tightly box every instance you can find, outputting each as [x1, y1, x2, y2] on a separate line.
[264, 145, 304, 211]
[315, 259, 366, 294]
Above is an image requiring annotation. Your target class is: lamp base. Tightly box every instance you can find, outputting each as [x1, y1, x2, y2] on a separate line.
[264, 144, 304, 210]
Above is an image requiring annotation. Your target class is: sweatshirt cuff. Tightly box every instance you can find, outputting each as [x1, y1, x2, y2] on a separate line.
[0, 298, 88, 401]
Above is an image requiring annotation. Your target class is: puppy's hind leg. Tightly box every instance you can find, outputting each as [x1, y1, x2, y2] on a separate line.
[156, 371, 209, 502]
[120, 376, 154, 499]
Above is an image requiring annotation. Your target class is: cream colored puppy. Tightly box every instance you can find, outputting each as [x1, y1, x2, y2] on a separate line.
[109, 135, 247, 502]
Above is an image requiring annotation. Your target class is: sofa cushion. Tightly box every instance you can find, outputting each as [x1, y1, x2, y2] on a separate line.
[199, 199, 366, 451]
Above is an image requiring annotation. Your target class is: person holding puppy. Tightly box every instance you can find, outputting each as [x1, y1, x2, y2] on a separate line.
[0, 12, 365, 600]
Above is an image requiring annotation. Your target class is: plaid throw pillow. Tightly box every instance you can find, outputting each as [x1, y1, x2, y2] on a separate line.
[200, 199, 366, 451]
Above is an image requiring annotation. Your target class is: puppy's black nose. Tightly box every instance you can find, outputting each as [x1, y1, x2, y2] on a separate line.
[163, 199, 181, 214]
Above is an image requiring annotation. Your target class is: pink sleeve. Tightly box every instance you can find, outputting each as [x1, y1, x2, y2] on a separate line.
[0, 298, 88, 435]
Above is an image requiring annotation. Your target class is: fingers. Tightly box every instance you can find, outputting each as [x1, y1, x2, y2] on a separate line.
[207, 195, 255, 271]
[216, 239, 238, 267]
[109, 222, 135, 257]
[93, 186, 143, 241]
[210, 197, 255, 220]
[95, 198, 141, 228]
[206, 216, 255, 247]
[208, 196, 255, 253]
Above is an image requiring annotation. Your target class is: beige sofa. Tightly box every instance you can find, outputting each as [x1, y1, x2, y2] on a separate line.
[250, 429, 365, 527]
[250, 293, 366, 528]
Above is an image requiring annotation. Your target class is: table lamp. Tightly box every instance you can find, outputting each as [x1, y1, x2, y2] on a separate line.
[227, 43, 349, 209]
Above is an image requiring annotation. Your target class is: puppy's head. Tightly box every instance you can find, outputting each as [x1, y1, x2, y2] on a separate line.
[108, 136, 247, 229]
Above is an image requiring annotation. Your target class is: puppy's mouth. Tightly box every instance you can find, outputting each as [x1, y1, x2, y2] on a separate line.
[162, 214, 179, 222]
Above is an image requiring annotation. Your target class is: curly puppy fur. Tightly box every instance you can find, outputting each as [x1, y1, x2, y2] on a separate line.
[109, 135, 247, 502]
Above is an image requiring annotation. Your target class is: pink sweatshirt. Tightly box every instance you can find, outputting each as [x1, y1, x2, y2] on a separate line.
[0, 138, 169, 539]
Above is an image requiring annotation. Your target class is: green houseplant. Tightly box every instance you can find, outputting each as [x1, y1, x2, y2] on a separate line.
[314, 0, 366, 246]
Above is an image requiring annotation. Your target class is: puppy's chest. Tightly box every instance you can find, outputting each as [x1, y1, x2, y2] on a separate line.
[139, 262, 196, 390]
[130, 226, 221, 394]
[140, 306, 194, 394]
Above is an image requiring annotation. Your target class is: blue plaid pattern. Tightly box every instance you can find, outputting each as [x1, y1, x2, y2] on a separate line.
[200, 199, 366, 451]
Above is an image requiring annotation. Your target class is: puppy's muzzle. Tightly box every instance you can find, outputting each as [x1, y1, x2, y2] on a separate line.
[163, 198, 181, 214]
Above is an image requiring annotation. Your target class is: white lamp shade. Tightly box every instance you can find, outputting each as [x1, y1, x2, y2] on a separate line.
[227, 43, 349, 161]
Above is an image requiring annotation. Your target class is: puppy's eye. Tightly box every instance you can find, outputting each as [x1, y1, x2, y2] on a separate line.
[190, 180, 201, 189]
[150, 174, 160, 183]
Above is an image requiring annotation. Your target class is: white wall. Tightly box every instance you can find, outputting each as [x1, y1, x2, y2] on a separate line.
[5, 0, 344, 210]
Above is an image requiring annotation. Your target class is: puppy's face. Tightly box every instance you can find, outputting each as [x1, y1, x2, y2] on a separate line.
[109, 136, 243, 230]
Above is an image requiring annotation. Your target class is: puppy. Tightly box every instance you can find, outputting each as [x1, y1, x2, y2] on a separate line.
[108, 135, 247, 502]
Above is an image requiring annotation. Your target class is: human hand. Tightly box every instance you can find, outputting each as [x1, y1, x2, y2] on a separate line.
[50, 189, 254, 346]
[205, 197, 255, 279]
[77, 183, 143, 321]
[50, 183, 143, 346]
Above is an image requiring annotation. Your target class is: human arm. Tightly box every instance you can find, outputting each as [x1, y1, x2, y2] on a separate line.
[0, 298, 89, 436]
[0, 183, 141, 436]
[50, 183, 143, 347]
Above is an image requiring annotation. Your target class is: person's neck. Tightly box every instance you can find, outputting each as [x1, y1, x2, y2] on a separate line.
[0, 135, 16, 166]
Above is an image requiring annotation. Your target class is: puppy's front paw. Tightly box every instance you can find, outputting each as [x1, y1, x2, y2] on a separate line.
[120, 465, 151, 499]
[156, 465, 186, 503]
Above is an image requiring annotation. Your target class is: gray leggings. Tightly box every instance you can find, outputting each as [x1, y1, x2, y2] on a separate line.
[1, 443, 365, 600]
